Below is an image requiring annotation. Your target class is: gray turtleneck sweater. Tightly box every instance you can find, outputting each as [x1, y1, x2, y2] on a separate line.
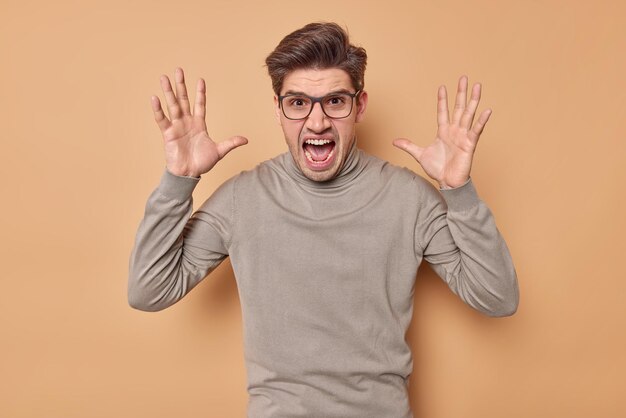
[128, 147, 518, 418]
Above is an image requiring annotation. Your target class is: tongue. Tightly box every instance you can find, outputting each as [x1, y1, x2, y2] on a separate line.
[304, 143, 334, 161]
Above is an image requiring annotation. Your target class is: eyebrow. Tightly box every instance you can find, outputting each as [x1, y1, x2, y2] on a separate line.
[281, 88, 354, 97]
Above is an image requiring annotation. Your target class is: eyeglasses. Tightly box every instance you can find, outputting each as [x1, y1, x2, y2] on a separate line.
[278, 90, 361, 120]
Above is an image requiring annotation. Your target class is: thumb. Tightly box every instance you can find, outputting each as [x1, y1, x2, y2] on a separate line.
[217, 135, 249, 159]
[393, 138, 424, 163]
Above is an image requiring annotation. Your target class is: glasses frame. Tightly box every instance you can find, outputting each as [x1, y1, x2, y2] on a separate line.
[278, 90, 362, 120]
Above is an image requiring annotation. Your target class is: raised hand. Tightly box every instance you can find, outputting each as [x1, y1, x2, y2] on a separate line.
[151, 67, 248, 178]
[393, 76, 491, 189]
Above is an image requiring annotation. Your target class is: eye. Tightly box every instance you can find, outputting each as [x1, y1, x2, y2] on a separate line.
[287, 96, 310, 108]
[324, 95, 347, 107]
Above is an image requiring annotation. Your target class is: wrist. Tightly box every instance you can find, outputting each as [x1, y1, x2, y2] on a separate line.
[438, 177, 470, 190]
[166, 166, 201, 179]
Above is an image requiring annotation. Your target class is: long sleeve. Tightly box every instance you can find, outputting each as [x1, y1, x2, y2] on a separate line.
[128, 169, 233, 312]
[415, 178, 519, 317]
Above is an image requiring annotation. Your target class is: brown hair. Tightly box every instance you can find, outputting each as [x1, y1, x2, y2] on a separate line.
[265, 22, 367, 96]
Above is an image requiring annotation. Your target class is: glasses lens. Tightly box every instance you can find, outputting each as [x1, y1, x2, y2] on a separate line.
[321, 93, 353, 119]
[282, 96, 312, 120]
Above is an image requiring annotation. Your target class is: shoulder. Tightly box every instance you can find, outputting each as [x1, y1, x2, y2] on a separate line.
[230, 153, 289, 187]
[200, 154, 294, 205]
[356, 150, 446, 225]
[358, 150, 438, 195]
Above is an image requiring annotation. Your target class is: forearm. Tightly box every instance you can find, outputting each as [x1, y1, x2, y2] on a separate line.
[128, 169, 225, 312]
[424, 180, 519, 317]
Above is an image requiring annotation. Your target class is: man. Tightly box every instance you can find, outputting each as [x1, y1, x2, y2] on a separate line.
[129, 22, 518, 418]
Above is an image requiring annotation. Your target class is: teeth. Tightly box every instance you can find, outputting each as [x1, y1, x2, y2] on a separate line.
[305, 139, 332, 146]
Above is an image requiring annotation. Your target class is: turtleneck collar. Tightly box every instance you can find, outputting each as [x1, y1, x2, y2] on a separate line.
[280, 139, 367, 191]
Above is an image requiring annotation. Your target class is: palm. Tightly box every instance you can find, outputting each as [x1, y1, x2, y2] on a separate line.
[161, 113, 220, 177]
[152, 68, 247, 177]
[393, 76, 491, 189]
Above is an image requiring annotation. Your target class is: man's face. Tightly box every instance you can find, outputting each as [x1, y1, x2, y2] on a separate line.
[274, 68, 368, 182]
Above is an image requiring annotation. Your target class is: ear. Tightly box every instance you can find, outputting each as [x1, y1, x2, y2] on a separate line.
[273, 95, 282, 125]
[355, 90, 368, 123]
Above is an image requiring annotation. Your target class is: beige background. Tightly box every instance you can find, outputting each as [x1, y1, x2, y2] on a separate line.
[1, 0, 625, 417]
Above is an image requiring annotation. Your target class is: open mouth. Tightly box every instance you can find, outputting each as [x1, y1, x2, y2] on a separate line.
[303, 138, 336, 166]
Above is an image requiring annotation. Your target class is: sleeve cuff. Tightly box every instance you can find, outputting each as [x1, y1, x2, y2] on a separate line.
[439, 177, 481, 212]
[157, 168, 200, 201]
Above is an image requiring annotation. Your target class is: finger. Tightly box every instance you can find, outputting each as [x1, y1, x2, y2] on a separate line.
[151, 95, 171, 132]
[437, 85, 449, 126]
[160, 74, 181, 120]
[451, 75, 468, 124]
[460, 83, 482, 130]
[174, 67, 191, 115]
[194, 78, 206, 120]
[216, 135, 249, 159]
[392, 138, 424, 163]
[469, 109, 492, 142]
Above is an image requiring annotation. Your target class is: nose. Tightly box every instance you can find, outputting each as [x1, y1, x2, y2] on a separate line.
[304, 102, 331, 133]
